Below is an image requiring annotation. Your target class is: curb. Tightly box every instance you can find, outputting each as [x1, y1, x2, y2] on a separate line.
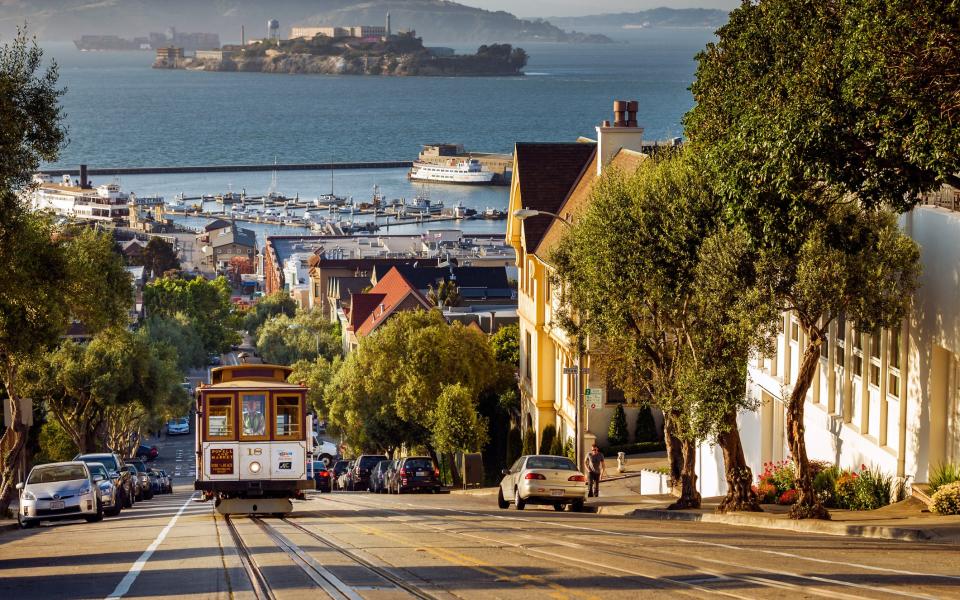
[0, 520, 20, 534]
[625, 508, 960, 543]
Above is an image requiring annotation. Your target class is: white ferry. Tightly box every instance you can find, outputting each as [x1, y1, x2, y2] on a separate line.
[408, 158, 496, 185]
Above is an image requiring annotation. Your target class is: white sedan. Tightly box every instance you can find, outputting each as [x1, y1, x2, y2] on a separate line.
[498, 454, 587, 512]
[167, 417, 190, 435]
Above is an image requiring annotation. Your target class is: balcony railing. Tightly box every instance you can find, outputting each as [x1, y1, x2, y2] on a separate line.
[920, 186, 960, 212]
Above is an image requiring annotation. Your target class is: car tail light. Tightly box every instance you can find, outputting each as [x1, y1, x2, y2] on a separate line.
[525, 473, 546, 480]
[399, 468, 406, 476]
[568, 474, 586, 482]
[433, 468, 440, 477]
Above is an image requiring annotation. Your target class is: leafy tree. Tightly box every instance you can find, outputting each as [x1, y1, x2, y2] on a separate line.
[244, 291, 297, 336]
[505, 427, 522, 466]
[685, 0, 937, 518]
[256, 309, 340, 365]
[33, 417, 77, 465]
[607, 404, 628, 447]
[142, 313, 206, 372]
[144, 275, 238, 353]
[432, 384, 489, 455]
[522, 426, 536, 456]
[635, 406, 658, 443]
[142, 237, 180, 278]
[289, 355, 341, 418]
[538, 424, 556, 455]
[427, 280, 462, 308]
[490, 324, 520, 366]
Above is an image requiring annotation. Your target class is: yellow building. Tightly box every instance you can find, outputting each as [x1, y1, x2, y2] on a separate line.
[505, 101, 650, 460]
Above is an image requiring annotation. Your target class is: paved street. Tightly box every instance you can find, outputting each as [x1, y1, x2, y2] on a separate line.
[3, 473, 960, 599]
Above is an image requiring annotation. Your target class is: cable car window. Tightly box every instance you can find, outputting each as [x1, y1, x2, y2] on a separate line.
[241, 394, 267, 439]
[207, 396, 233, 439]
[275, 396, 301, 440]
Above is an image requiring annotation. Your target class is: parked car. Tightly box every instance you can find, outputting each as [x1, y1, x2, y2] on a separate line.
[124, 465, 145, 501]
[349, 455, 387, 492]
[391, 456, 442, 494]
[208, 354, 221, 366]
[75, 452, 135, 509]
[308, 460, 332, 492]
[17, 461, 104, 528]
[85, 461, 122, 516]
[497, 455, 587, 512]
[135, 445, 159, 461]
[166, 417, 190, 436]
[331, 460, 350, 491]
[126, 459, 154, 500]
[155, 469, 172, 493]
[145, 469, 163, 495]
[368, 459, 393, 493]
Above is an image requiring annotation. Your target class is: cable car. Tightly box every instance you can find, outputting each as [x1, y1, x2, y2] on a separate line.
[194, 364, 313, 514]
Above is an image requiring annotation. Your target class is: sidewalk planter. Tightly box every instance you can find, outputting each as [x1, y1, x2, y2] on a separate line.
[637, 469, 672, 495]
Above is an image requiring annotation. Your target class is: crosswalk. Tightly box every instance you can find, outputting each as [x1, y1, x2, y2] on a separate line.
[173, 447, 196, 478]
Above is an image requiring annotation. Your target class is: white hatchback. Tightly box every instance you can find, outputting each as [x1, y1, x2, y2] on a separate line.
[498, 454, 587, 512]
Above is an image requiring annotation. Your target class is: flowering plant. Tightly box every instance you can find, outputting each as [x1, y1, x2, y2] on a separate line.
[778, 489, 799, 505]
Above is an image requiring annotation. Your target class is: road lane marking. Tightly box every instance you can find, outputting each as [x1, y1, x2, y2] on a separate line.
[105, 493, 199, 600]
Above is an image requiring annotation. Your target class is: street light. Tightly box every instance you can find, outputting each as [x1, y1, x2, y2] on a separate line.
[514, 207, 586, 467]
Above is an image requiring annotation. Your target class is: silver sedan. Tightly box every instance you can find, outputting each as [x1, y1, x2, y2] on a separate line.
[17, 461, 104, 528]
[498, 454, 587, 512]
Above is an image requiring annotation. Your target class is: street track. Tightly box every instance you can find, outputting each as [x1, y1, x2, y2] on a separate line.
[224, 514, 439, 600]
[308, 492, 946, 600]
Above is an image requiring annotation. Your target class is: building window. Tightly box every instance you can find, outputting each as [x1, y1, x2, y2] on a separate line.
[524, 331, 532, 381]
[820, 333, 829, 359]
[791, 319, 800, 342]
[852, 330, 863, 378]
[888, 327, 901, 398]
[889, 328, 901, 370]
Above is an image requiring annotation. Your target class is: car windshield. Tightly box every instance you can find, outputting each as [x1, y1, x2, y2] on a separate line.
[359, 455, 386, 468]
[128, 462, 146, 473]
[28, 465, 87, 484]
[87, 464, 108, 478]
[526, 456, 578, 470]
[78, 455, 119, 472]
[404, 458, 434, 470]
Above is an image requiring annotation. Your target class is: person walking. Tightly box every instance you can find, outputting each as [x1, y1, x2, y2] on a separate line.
[584, 443, 606, 498]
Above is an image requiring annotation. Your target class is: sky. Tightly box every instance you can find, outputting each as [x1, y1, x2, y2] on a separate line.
[457, 1, 741, 18]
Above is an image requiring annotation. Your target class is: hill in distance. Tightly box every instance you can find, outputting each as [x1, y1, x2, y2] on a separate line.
[0, 0, 612, 44]
[548, 8, 730, 31]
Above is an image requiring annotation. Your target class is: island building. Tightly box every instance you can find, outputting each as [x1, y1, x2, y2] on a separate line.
[154, 46, 185, 68]
[291, 12, 396, 42]
[416, 144, 513, 185]
[507, 100, 653, 460]
[29, 169, 130, 224]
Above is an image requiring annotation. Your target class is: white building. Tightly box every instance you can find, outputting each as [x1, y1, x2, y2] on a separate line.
[282, 253, 314, 308]
[29, 174, 130, 224]
[696, 200, 960, 497]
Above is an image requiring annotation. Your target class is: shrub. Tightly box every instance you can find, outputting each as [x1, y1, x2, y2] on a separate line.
[758, 460, 795, 494]
[635, 405, 659, 443]
[929, 463, 960, 493]
[757, 482, 778, 503]
[813, 465, 840, 507]
[539, 424, 556, 455]
[931, 481, 960, 515]
[608, 404, 628, 446]
[563, 438, 575, 461]
[505, 427, 522, 466]
[853, 466, 892, 510]
[549, 433, 564, 457]
[522, 426, 537, 456]
[834, 471, 859, 508]
[778, 489, 799, 505]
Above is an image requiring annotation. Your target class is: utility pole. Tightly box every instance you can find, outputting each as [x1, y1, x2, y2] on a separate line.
[563, 363, 589, 466]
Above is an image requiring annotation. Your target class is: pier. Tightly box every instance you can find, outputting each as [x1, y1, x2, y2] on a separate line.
[40, 160, 413, 177]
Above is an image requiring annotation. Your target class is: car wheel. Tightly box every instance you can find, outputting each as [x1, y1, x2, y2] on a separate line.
[497, 487, 509, 509]
[17, 512, 35, 529]
[107, 504, 122, 517]
[571, 499, 585, 512]
[86, 500, 104, 523]
[319, 454, 332, 467]
[553, 503, 565, 512]
[514, 488, 525, 510]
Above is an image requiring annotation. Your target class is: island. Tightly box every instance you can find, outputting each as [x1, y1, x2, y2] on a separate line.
[154, 32, 528, 76]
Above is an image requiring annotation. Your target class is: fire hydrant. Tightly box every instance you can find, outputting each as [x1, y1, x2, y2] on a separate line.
[617, 451, 626, 473]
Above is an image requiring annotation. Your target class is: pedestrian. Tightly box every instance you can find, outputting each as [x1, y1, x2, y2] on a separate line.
[583, 443, 606, 498]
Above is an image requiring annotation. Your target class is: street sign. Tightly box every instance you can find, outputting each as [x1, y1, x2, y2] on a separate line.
[584, 388, 603, 410]
[562, 367, 591, 375]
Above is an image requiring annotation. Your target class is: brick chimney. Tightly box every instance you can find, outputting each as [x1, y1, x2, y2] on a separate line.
[596, 100, 644, 176]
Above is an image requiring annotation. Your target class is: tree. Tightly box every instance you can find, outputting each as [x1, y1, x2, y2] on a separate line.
[256, 309, 340, 365]
[522, 426, 536, 456]
[490, 324, 520, 366]
[144, 275, 238, 353]
[33, 418, 77, 465]
[685, 0, 937, 518]
[141, 237, 180, 278]
[505, 427, 522, 466]
[634, 406, 658, 443]
[538, 424, 556, 455]
[427, 280, 462, 308]
[607, 404, 628, 447]
[289, 355, 341, 418]
[432, 384, 489, 456]
[142, 313, 206, 372]
[548, 433, 564, 457]
[244, 291, 297, 337]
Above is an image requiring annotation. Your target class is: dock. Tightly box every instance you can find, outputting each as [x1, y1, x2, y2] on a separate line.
[40, 160, 413, 177]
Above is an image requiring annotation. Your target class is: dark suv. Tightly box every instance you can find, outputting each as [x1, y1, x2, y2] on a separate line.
[349, 455, 387, 491]
[75, 452, 136, 508]
[392, 457, 441, 494]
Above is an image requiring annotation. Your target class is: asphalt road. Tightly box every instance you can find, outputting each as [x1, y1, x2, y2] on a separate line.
[3, 433, 959, 599]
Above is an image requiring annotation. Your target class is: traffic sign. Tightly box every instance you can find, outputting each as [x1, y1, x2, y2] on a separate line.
[584, 388, 603, 409]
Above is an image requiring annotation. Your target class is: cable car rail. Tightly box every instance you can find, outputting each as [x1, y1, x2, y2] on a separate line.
[224, 515, 275, 600]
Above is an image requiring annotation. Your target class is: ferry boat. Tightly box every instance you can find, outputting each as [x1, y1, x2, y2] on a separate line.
[408, 159, 497, 185]
[399, 195, 443, 217]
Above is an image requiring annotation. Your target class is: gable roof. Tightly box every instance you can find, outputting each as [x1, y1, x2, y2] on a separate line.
[204, 218, 232, 232]
[514, 142, 596, 252]
[385, 264, 512, 299]
[356, 267, 431, 337]
[348, 292, 386, 332]
[211, 225, 256, 249]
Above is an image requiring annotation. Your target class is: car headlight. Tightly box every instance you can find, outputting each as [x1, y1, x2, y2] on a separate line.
[249, 461, 261, 474]
[22, 490, 36, 501]
[79, 487, 93, 497]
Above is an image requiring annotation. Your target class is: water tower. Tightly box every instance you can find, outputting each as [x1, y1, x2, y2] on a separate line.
[267, 19, 280, 42]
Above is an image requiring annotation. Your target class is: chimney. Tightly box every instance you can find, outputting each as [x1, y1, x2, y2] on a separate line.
[79, 164, 89, 189]
[595, 100, 644, 176]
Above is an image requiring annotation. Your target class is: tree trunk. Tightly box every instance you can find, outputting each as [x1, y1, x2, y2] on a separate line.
[786, 328, 830, 520]
[0, 363, 28, 516]
[717, 408, 761, 513]
[663, 411, 684, 497]
[445, 452, 462, 487]
[668, 437, 701, 510]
